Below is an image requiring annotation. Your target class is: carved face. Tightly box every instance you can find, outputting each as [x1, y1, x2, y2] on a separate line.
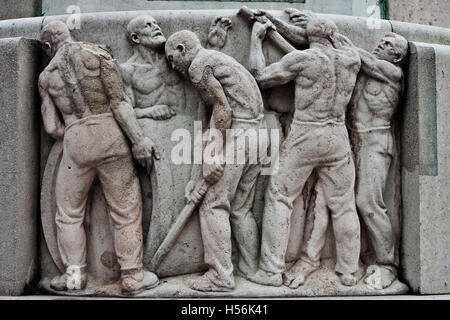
[373, 37, 399, 63]
[165, 43, 189, 76]
[41, 21, 71, 57]
[131, 16, 166, 49]
[165, 30, 202, 77]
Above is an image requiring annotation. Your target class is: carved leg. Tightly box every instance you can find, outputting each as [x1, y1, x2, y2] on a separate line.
[317, 151, 361, 286]
[354, 130, 396, 289]
[284, 182, 329, 288]
[97, 154, 158, 294]
[192, 162, 248, 291]
[255, 140, 314, 286]
[53, 151, 95, 291]
[230, 163, 261, 279]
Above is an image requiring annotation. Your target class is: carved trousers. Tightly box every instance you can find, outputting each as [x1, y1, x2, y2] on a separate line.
[199, 118, 265, 289]
[351, 128, 396, 267]
[259, 120, 361, 276]
[55, 113, 143, 272]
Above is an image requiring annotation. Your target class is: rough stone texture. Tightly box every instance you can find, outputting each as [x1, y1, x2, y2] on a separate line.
[39, 258, 408, 297]
[0, 0, 39, 21]
[401, 41, 450, 294]
[0, 17, 43, 39]
[39, 0, 358, 16]
[391, 21, 450, 47]
[388, 0, 450, 29]
[0, 9, 449, 297]
[0, 37, 40, 295]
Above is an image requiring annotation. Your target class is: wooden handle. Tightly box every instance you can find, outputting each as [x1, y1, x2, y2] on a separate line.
[239, 6, 296, 54]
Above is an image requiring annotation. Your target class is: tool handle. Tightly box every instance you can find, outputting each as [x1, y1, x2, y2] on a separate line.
[239, 6, 296, 53]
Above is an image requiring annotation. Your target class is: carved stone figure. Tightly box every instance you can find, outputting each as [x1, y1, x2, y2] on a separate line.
[165, 30, 265, 292]
[347, 32, 408, 289]
[120, 15, 186, 268]
[247, 14, 362, 287]
[120, 15, 233, 274]
[38, 21, 159, 295]
[259, 9, 408, 289]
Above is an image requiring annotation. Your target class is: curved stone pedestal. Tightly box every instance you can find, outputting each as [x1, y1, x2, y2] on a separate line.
[39, 259, 408, 298]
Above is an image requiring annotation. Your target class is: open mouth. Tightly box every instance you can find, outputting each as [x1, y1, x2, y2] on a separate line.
[152, 30, 163, 37]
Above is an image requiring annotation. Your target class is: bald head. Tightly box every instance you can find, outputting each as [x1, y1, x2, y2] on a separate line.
[126, 15, 166, 49]
[306, 17, 339, 43]
[374, 32, 408, 65]
[41, 21, 71, 57]
[165, 30, 202, 76]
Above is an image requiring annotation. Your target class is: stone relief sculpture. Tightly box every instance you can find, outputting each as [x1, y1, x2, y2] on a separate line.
[119, 14, 234, 274]
[346, 32, 408, 289]
[37, 9, 409, 297]
[165, 30, 266, 292]
[245, 12, 363, 287]
[249, 9, 407, 290]
[38, 21, 159, 295]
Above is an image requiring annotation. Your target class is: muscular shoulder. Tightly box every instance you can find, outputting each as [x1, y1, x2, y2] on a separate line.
[38, 71, 49, 90]
[188, 49, 218, 84]
[378, 60, 403, 82]
[119, 62, 135, 84]
[282, 49, 318, 72]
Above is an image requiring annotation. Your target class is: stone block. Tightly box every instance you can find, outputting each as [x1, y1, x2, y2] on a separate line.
[401, 41, 450, 294]
[0, 37, 41, 295]
[388, 0, 450, 29]
[0, 0, 39, 21]
[391, 20, 450, 46]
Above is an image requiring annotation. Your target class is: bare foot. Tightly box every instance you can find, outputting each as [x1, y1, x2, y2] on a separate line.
[247, 269, 283, 287]
[185, 274, 234, 292]
[338, 273, 358, 286]
[282, 260, 319, 289]
[364, 265, 397, 290]
[50, 265, 87, 291]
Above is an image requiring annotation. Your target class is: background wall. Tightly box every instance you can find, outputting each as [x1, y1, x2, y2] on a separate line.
[388, 0, 450, 29]
[0, 0, 385, 20]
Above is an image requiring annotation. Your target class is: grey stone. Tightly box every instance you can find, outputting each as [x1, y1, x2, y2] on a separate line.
[388, 0, 450, 29]
[391, 20, 450, 47]
[0, 37, 40, 295]
[39, 0, 355, 16]
[0, 0, 39, 21]
[401, 41, 450, 294]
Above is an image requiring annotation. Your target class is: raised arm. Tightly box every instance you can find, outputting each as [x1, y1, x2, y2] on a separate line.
[357, 48, 402, 83]
[256, 10, 308, 46]
[38, 73, 65, 140]
[249, 23, 306, 89]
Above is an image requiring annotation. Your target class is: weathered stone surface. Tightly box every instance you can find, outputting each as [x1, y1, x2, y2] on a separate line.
[389, 0, 450, 29]
[0, 16, 42, 39]
[401, 41, 450, 294]
[391, 21, 450, 46]
[39, 0, 357, 16]
[0, 37, 40, 295]
[0, 0, 39, 21]
[0, 9, 449, 297]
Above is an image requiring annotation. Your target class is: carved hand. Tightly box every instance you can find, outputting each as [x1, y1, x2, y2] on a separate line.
[132, 136, 161, 170]
[184, 180, 208, 203]
[252, 21, 275, 40]
[207, 16, 232, 49]
[135, 105, 176, 120]
[202, 162, 224, 184]
[285, 8, 315, 28]
[253, 9, 279, 24]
